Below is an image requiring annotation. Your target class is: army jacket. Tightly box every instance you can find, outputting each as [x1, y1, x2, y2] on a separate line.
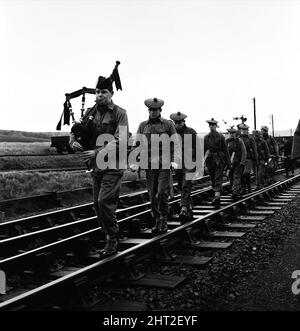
[136, 116, 180, 168]
[255, 138, 270, 162]
[175, 124, 198, 163]
[204, 131, 230, 167]
[240, 134, 258, 162]
[70, 101, 129, 169]
[262, 134, 279, 157]
[226, 137, 247, 166]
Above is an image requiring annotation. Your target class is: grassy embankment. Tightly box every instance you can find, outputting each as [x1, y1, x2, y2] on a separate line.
[0, 170, 141, 200]
[0, 132, 143, 200]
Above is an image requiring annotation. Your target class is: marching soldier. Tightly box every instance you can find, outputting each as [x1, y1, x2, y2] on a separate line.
[225, 127, 246, 200]
[252, 130, 270, 189]
[70, 71, 129, 257]
[134, 98, 180, 234]
[282, 136, 294, 177]
[170, 111, 198, 222]
[204, 118, 230, 207]
[261, 126, 279, 184]
[239, 124, 258, 194]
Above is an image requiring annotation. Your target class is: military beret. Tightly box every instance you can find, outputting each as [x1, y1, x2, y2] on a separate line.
[170, 111, 187, 121]
[144, 98, 164, 109]
[206, 118, 218, 125]
[252, 130, 261, 136]
[227, 127, 237, 133]
[261, 126, 269, 131]
[240, 124, 249, 130]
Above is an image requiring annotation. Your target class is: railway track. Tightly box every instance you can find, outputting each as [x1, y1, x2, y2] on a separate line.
[0, 169, 295, 310]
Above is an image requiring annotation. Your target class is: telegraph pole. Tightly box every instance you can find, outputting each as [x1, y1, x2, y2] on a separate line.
[271, 114, 274, 137]
[253, 97, 256, 130]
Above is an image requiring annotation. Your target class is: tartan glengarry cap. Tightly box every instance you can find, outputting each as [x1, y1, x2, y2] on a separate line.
[252, 130, 261, 136]
[227, 127, 237, 133]
[170, 111, 187, 121]
[261, 126, 269, 131]
[240, 123, 249, 130]
[206, 118, 218, 125]
[144, 98, 164, 109]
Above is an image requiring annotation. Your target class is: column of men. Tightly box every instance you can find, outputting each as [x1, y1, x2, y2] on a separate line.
[69, 71, 279, 257]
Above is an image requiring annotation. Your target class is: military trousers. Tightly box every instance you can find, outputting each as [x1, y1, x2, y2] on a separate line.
[254, 160, 266, 187]
[207, 162, 225, 192]
[175, 169, 193, 209]
[91, 169, 123, 239]
[229, 164, 244, 194]
[145, 169, 171, 220]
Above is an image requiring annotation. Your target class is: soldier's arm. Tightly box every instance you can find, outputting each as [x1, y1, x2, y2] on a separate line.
[239, 138, 247, 165]
[221, 135, 231, 166]
[69, 132, 76, 146]
[169, 121, 181, 165]
[191, 129, 199, 161]
[264, 140, 270, 161]
[252, 138, 258, 163]
[204, 136, 208, 154]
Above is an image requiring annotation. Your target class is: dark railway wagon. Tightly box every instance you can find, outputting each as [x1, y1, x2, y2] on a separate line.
[50, 135, 74, 154]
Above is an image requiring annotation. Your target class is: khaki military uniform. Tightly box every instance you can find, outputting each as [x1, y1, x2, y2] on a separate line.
[254, 137, 270, 188]
[204, 131, 230, 192]
[71, 101, 129, 240]
[174, 124, 198, 210]
[137, 117, 179, 221]
[226, 136, 246, 195]
[262, 133, 279, 183]
[240, 134, 258, 192]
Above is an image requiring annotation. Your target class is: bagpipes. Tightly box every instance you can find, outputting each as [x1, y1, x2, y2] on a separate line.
[56, 61, 122, 150]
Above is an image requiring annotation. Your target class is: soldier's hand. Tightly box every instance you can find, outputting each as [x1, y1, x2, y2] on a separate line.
[80, 150, 96, 162]
[129, 163, 139, 172]
[171, 162, 179, 170]
[71, 141, 83, 152]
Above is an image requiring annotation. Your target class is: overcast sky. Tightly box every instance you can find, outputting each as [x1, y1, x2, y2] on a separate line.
[1, 0, 299, 134]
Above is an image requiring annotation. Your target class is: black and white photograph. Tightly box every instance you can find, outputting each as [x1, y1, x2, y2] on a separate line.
[1, 0, 300, 319]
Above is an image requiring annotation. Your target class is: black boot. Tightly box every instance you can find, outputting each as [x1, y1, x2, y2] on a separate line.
[100, 238, 118, 257]
[212, 197, 221, 208]
[179, 207, 188, 224]
[152, 218, 168, 234]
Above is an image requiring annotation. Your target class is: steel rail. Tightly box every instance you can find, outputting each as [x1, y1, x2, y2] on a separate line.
[0, 172, 297, 310]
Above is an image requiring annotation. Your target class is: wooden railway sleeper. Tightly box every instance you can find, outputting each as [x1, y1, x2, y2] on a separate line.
[121, 254, 144, 281]
[154, 239, 176, 261]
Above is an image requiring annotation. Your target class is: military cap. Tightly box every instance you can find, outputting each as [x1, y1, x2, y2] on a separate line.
[206, 118, 218, 125]
[170, 111, 187, 121]
[144, 98, 164, 109]
[96, 76, 113, 92]
[227, 127, 237, 133]
[261, 126, 269, 131]
[239, 124, 249, 130]
[252, 130, 261, 136]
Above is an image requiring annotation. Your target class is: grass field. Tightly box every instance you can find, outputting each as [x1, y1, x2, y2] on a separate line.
[0, 169, 142, 200]
[0, 154, 84, 171]
[0, 142, 55, 155]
